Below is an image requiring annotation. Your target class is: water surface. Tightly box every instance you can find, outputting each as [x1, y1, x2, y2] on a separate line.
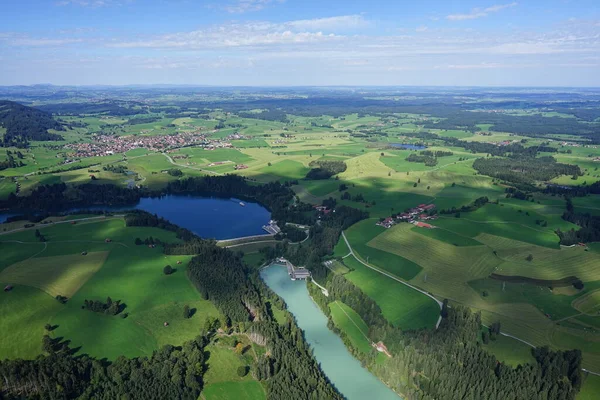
[390, 143, 427, 150]
[261, 264, 400, 400]
[0, 195, 271, 240]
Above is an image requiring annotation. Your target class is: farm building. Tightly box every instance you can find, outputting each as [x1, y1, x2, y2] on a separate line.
[4, 285, 13, 292]
[376, 217, 394, 228]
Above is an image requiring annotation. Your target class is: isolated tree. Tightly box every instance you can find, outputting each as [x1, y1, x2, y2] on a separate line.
[482, 331, 490, 344]
[163, 265, 173, 275]
[526, 254, 534, 262]
[134, 238, 142, 245]
[237, 366, 248, 377]
[183, 305, 191, 319]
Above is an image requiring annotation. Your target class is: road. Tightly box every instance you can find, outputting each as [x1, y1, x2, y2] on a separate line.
[341, 231, 444, 329]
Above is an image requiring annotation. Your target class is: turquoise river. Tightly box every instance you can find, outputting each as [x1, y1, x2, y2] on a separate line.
[260, 264, 401, 400]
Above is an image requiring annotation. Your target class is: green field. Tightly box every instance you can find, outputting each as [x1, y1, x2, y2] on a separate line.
[344, 219, 422, 280]
[329, 301, 372, 353]
[342, 256, 439, 330]
[0, 251, 108, 297]
[478, 327, 536, 367]
[0, 218, 220, 360]
[203, 341, 266, 400]
[579, 374, 600, 400]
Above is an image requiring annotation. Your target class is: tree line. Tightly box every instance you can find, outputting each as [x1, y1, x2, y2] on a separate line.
[0, 335, 210, 399]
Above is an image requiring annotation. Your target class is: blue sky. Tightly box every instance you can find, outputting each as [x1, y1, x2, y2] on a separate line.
[0, 0, 599, 86]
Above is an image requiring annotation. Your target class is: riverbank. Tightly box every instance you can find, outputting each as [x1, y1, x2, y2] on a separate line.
[260, 263, 401, 400]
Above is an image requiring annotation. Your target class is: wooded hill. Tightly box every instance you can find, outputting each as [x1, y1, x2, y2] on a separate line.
[0, 100, 64, 147]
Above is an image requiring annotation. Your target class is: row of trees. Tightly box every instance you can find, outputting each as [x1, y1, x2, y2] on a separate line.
[82, 297, 125, 316]
[439, 196, 489, 214]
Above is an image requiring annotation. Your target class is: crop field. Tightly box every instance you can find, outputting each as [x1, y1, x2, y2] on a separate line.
[0, 251, 108, 298]
[329, 301, 372, 353]
[367, 223, 499, 301]
[572, 290, 600, 314]
[342, 256, 439, 330]
[475, 234, 600, 282]
[412, 226, 483, 246]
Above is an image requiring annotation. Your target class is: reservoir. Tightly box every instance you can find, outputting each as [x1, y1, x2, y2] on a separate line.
[0, 195, 271, 240]
[260, 264, 401, 400]
[390, 143, 427, 150]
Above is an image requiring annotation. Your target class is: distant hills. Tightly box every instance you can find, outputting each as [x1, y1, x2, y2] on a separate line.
[0, 100, 64, 147]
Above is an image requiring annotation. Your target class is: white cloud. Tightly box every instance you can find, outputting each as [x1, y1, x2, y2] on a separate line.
[223, 0, 284, 14]
[446, 2, 517, 21]
[286, 15, 368, 31]
[105, 17, 358, 50]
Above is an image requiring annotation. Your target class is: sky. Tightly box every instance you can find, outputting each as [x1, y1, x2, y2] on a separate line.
[0, 0, 599, 87]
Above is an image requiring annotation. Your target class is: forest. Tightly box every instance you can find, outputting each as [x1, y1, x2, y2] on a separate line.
[0, 335, 210, 399]
[557, 199, 600, 245]
[0, 100, 64, 147]
[473, 156, 581, 185]
[305, 160, 347, 180]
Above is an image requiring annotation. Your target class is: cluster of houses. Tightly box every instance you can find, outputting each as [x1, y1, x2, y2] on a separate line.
[64, 131, 232, 158]
[314, 205, 332, 216]
[234, 164, 249, 170]
[377, 203, 437, 229]
[226, 133, 247, 140]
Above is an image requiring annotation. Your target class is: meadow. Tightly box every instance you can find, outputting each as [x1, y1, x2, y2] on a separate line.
[329, 300, 372, 354]
[0, 218, 220, 360]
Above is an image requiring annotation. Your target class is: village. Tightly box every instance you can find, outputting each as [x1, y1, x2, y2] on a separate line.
[376, 203, 438, 229]
[64, 131, 232, 159]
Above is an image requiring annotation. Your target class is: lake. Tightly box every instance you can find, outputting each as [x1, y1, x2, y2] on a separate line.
[260, 264, 401, 400]
[390, 143, 427, 150]
[0, 195, 272, 240]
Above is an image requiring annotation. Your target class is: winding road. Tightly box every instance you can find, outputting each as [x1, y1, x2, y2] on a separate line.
[341, 231, 444, 329]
